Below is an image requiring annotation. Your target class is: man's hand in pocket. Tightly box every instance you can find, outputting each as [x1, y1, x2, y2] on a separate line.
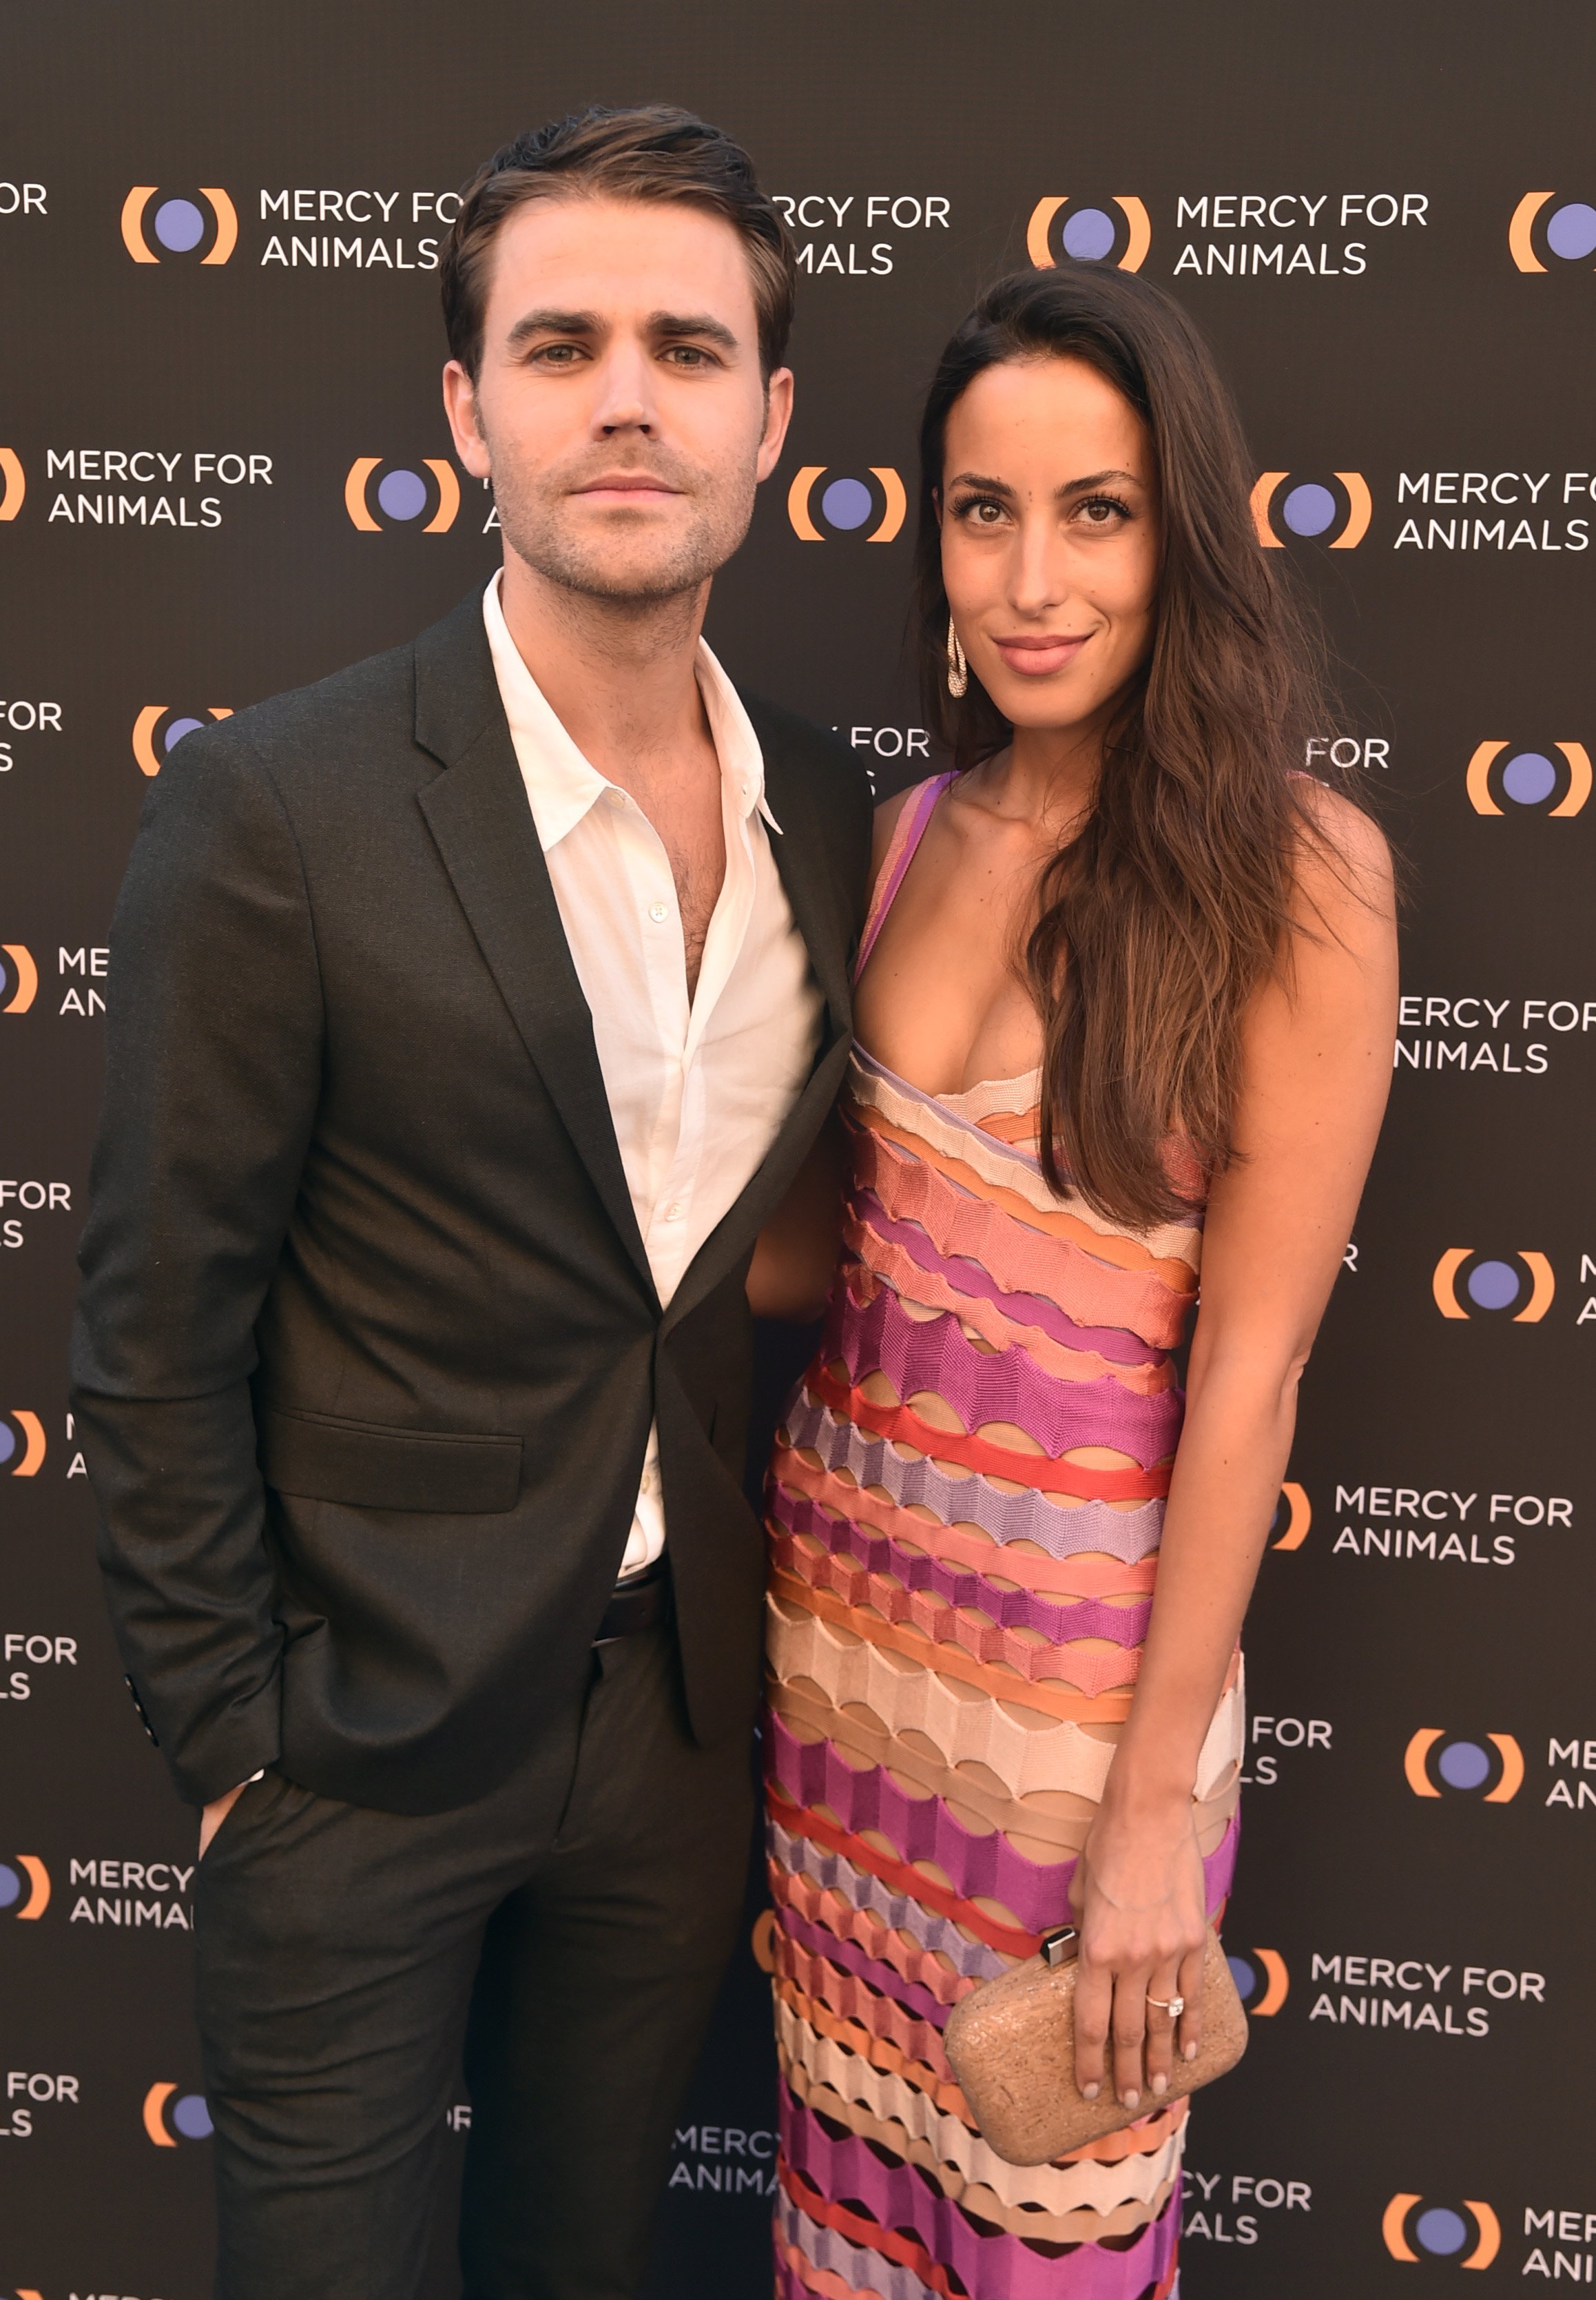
[199, 1778, 254, 1858]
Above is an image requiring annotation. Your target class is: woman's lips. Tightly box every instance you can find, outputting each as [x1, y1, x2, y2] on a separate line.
[990, 633, 1090, 677]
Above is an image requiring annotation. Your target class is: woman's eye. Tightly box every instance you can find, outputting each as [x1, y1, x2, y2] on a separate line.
[1077, 495, 1131, 526]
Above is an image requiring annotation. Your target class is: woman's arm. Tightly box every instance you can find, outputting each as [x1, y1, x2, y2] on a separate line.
[1070, 790, 1398, 2109]
[745, 1111, 848, 1320]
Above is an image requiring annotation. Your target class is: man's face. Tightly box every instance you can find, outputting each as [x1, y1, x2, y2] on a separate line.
[443, 194, 792, 605]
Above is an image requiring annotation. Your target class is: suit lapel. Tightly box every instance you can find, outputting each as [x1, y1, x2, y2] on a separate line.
[412, 596, 656, 1299]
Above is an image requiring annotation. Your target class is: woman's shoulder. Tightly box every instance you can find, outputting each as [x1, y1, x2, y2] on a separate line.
[1285, 775, 1396, 960]
[1289, 774, 1393, 894]
[870, 783, 915, 874]
[870, 771, 948, 876]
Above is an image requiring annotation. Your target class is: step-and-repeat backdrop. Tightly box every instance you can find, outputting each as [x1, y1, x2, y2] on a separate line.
[3, 3, 1593, 2293]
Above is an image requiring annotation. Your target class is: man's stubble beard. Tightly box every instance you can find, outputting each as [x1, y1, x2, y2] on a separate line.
[488, 449, 758, 611]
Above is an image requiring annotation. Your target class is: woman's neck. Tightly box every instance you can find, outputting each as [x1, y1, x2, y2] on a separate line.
[972, 715, 1106, 836]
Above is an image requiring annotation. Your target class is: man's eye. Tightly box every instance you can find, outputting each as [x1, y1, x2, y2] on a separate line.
[665, 345, 711, 366]
[533, 343, 582, 364]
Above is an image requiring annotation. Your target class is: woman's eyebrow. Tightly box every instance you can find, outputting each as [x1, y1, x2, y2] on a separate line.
[946, 466, 1144, 497]
[1059, 466, 1141, 495]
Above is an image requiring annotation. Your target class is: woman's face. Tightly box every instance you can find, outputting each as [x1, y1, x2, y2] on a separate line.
[938, 353, 1161, 739]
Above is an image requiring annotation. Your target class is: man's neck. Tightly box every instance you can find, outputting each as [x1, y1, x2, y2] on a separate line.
[497, 548, 713, 793]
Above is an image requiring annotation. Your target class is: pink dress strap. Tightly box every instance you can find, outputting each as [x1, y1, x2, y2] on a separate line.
[854, 771, 956, 983]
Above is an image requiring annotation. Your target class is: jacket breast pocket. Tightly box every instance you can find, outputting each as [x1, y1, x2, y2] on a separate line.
[258, 1405, 524, 1514]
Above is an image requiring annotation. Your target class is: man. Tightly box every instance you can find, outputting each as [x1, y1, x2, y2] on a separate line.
[72, 106, 869, 2300]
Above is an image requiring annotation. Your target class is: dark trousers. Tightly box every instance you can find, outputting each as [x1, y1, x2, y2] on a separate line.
[191, 1621, 754, 2300]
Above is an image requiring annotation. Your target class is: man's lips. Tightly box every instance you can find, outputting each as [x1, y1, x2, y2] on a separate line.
[572, 476, 683, 503]
[989, 633, 1090, 677]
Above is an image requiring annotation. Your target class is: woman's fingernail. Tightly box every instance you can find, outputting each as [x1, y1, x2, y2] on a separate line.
[1081, 2081, 1099, 2099]
[1183, 2042, 1199, 2062]
[1121, 2088, 1139, 2110]
[1151, 2073, 1168, 2095]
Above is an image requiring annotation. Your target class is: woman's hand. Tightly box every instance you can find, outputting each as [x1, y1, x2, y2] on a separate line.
[745, 1113, 847, 1321]
[1069, 1789, 1208, 2110]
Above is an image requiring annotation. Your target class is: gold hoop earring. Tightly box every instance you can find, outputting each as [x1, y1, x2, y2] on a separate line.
[946, 616, 968, 699]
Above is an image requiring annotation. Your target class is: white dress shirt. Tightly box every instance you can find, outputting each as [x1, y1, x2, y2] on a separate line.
[483, 573, 824, 1576]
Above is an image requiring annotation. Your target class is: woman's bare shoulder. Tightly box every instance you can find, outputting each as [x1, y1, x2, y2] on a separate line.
[1291, 778, 1394, 917]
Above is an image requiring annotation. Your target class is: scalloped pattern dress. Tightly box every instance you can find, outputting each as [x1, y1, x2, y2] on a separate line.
[763, 772, 1243, 2300]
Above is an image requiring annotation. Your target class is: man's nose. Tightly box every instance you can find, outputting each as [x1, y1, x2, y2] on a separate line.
[593, 343, 656, 436]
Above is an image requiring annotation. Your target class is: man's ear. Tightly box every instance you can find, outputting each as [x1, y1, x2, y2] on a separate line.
[442, 359, 493, 482]
[755, 366, 795, 482]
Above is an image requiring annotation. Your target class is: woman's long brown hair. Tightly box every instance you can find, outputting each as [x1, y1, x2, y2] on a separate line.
[915, 265, 1371, 1228]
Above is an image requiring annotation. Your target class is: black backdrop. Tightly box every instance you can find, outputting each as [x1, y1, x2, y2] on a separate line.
[3, 3, 1594, 2292]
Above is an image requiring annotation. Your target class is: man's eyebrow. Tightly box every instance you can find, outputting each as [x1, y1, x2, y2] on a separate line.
[504, 307, 601, 350]
[647, 310, 739, 350]
[502, 308, 740, 354]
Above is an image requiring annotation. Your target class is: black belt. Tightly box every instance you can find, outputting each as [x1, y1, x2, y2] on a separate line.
[593, 1555, 672, 1645]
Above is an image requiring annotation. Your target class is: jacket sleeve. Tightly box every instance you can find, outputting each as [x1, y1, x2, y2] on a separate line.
[70, 724, 324, 1804]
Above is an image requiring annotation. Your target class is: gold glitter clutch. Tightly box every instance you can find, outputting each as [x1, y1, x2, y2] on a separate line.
[942, 1924, 1248, 2167]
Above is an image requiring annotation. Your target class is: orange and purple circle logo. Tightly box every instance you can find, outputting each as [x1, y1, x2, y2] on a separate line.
[1404, 1727, 1524, 1802]
[1432, 1248, 1554, 1322]
[132, 706, 233, 777]
[143, 2081, 214, 2144]
[1465, 739, 1590, 817]
[0, 1856, 50, 1918]
[0, 948, 38, 1016]
[121, 186, 238, 265]
[0, 1411, 46, 1473]
[1382, 2193, 1500, 2266]
[1225, 1947, 1289, 2015]
[1026, 196, 1150, 273]
[1269, 1481, 1312, 1550]
[1510, 192, 1596, 272]
[1251, 471, 1372, 549]
[786, 465, 906, 543]
[344, 457, 460, 533]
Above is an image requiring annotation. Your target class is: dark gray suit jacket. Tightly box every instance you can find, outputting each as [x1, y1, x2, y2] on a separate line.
[70, 591, 871, 1812]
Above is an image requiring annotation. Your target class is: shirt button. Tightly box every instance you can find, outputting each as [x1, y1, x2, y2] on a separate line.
[663, 1201, 684, 1220]
[648, 901, 669, 923]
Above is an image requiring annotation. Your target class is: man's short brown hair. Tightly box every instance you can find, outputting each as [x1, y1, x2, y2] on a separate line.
[441, 105, 797, 384]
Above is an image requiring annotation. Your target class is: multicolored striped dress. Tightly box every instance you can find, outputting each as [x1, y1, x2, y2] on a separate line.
[763, 772, 1243, 2300]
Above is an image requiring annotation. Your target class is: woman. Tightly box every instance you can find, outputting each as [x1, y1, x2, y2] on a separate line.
[754, 265, 1396, 2300]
